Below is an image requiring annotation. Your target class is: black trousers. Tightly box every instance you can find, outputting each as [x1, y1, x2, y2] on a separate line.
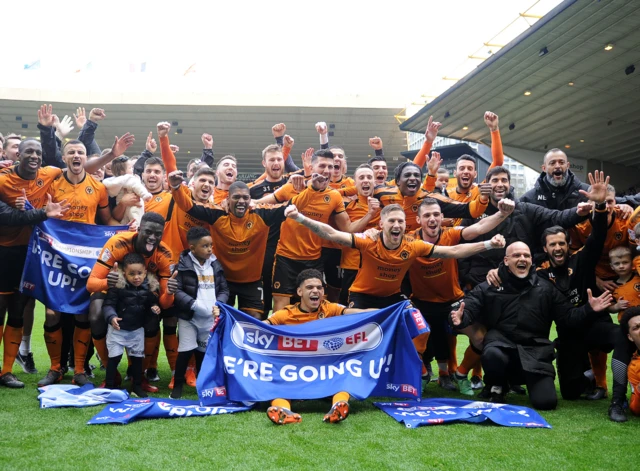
[482, 345, 557, 410]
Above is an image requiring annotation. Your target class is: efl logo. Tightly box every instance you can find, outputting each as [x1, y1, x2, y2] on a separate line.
[410, 309, 427, 330]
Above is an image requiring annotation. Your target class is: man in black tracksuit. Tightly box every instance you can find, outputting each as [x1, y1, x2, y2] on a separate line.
[452, 241, 613, 410]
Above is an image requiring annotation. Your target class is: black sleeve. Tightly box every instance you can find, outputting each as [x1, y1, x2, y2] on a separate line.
[201, 149, 214, 168]
[575, 204, 608, 279]
[103, 289, 120, 324]
[0, 201, 48, 226]
[214, 261, 230, 304]
[184, 204, 227, 225]
[522, 202, 585, 228]
[174, 271, 196, 315]
[437, 199, 475, 219]
[551, 284, 599, 328]
[616, 194, 640, 209]
[78, 120, 99, 156]
[134, 150, 154, 177]
[519, 189, 534, 204]
[255, 205, 287, 226]
[38, 124, 64, 168]
[457, 283, 486, 329]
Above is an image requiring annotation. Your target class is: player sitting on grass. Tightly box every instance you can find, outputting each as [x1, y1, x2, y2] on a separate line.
[264, 269, 372, 425]
[171, 227, 229, 399]
[103, 253, 161, 398]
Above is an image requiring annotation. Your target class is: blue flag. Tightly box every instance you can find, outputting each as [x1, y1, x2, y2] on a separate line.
[197, 302, 430, 406]
[87, 397, 253, 425]
[374, 399, 552, 428]
[20, 218, 128, 314]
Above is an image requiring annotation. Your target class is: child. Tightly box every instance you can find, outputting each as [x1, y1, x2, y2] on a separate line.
[171, 227, 229, 399]
[608, 246, 640, 320]
[103, 252, 161, 397]
[102, 155, 152, 226]
[619, 307, 640, 417]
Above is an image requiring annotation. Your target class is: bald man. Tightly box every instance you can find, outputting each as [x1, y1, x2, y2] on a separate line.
[451, 241, 613, 410]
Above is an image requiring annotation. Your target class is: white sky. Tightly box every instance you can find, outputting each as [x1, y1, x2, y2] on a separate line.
[3, 0, 563, 109]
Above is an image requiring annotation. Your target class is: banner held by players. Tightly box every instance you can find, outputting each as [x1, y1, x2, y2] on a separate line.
[197, 302, 430, 406]
[20, 218, 128, 314]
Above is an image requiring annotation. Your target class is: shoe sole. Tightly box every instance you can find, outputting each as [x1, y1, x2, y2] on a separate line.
[323, 402, 349, 423]
[267, 407, 302, 425]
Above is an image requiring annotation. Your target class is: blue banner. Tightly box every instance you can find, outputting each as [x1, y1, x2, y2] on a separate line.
[87, 397, 254, 425]
[374, 399, 552, 429]
[19, 218, 128, 314]
[197, 302, 430, 405]
[38, 384, 129, 408]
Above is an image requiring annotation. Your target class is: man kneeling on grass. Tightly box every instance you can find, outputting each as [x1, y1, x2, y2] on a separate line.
[620, 307, 640, 418]
[263, 269, 373, 425]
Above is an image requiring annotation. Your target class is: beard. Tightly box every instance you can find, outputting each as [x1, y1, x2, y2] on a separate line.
[545, 172, 568, 188]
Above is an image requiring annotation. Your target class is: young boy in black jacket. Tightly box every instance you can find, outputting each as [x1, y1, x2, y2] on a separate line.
[103, 252, 161, 397]
[171, 227, 229, 399]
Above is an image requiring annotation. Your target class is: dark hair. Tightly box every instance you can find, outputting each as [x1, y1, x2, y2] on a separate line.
[187, 226, 211, 244]
[367, 156, 387, 165]
[140, 211, 165, 226]
[620, 306, 640, 335]
[194, 167, 216, 179]
[541, 226, 569, 246]
[122, 252, 145, 268]
[418, 197, 441, 215]
[229, 181, 250, 194]
[144, 156, 165, 171]
[3, 133, 21, 149]
[216, 155, 237, 170]
[111, 155, 130, 177]
[394, 161, 422, 184]
[456, 154, 477, 167]
[62, 139, 85, 152]
[296, 269, 324, 288]
[17, 138, 39, 152]
[486, 165, 511, 183]
[311, 149, 334, 164]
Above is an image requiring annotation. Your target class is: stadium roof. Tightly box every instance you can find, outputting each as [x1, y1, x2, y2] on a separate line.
[0, 99, 406, 175]
[400, 0, 640, 168]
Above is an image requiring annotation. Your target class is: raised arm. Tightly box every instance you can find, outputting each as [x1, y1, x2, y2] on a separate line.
[461, 199, 514, 240]
[167, 171, 225, 224]
[484, 111, 504, 171]
[284, 205, 352, 246]
[37, 104, 64, 168]
[157, 121, 178, 174]
[201, 133, 215, 167]
[413, 116, 442, 168]
[432, 234, 505, 259]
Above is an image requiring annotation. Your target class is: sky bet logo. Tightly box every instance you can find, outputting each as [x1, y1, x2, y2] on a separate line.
[230, 321, 382, 357]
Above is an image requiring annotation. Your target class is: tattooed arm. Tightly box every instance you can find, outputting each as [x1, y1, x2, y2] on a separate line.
[284, 205, 352, 246]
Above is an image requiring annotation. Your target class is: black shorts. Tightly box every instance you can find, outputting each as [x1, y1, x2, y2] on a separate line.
[272, 255, 323, 297]
[228, 280, 264, 315]
[322, 247, 342, 289]
[339, 268, 358, 306]
[348, 291, 408, 309]
[0, 245, 27, 294]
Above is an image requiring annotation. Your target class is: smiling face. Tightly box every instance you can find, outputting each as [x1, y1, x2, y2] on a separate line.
[229, 187, 251, 218]
[124, 262, 147, 287]
[627, 315, 640, 349]
[17, 140, 43, 177]
[417, 204, 442, 239]
[543, 151, 570, 187]
[488, 171, 510, 205]
[380, 209, 406, 247]
[543, 232, 569, 267]
[311, 156, 334, 191]
[136, 221, 164, 255]
[142, 164, 164, 193]
[216, 158, 237, 186]
[504, 242, 532, 279]
[397, 165, 421, 197]
[331, 148, 347, 174]
[297, 277, 324, 312]
[355, 167, 375, 197]
[63, 143, 87, 176]
[371, 160, 388, 185]
[5, 137, 21, 162]
[263, 150, 284, 181]
[455, 159, 477, 190]
[193, 173, 216, 202]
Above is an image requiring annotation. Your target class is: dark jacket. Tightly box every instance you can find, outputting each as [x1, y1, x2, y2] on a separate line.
[103, 273, 160, 331]
[174, 250, 229, 320]
[520, 170, 589, 210]
[459, 201, 586, 287]
[0, 201, 48, 226]
[458, 265, 605, 378]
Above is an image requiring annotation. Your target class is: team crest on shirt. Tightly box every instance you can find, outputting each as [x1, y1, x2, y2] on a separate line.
[85, 186, 94, 195]
[247, 221, 253, 229]
[634, 283, 640, 292]
[155, 196, 163, 202]
[36, 178, 44, 187]
[400, 250, 410, 260]
[100, 249, 112, 262]
[274, 282, 281, 289]
[615, 232, 623, 241]
[148, 262, 157, 272]
[567, 268, 573, 276]
[412, 204, 419, 213]
[323, 195, 331, 203]
[318, 312, 325, 319]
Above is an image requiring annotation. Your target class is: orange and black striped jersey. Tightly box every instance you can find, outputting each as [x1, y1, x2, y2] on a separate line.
[409, 228, 465, 303]
[170, 186, 286, 283]
[266, 300, 346, 325]
[0, 166, 62, 246]
[274, 184, 345, 260]
[571, 210, 630, 279]
[349, 233, 435, 297]
[249, 176, 289, 200]
[144, 191, 172, 219]
[611, 275, 640, 321]
[163, 184, 212, 257]
[87, 231, 175, 308]
[373, 186, 487, 232]
[340, 195, 380, 270]
[48, 172, 109, 224]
